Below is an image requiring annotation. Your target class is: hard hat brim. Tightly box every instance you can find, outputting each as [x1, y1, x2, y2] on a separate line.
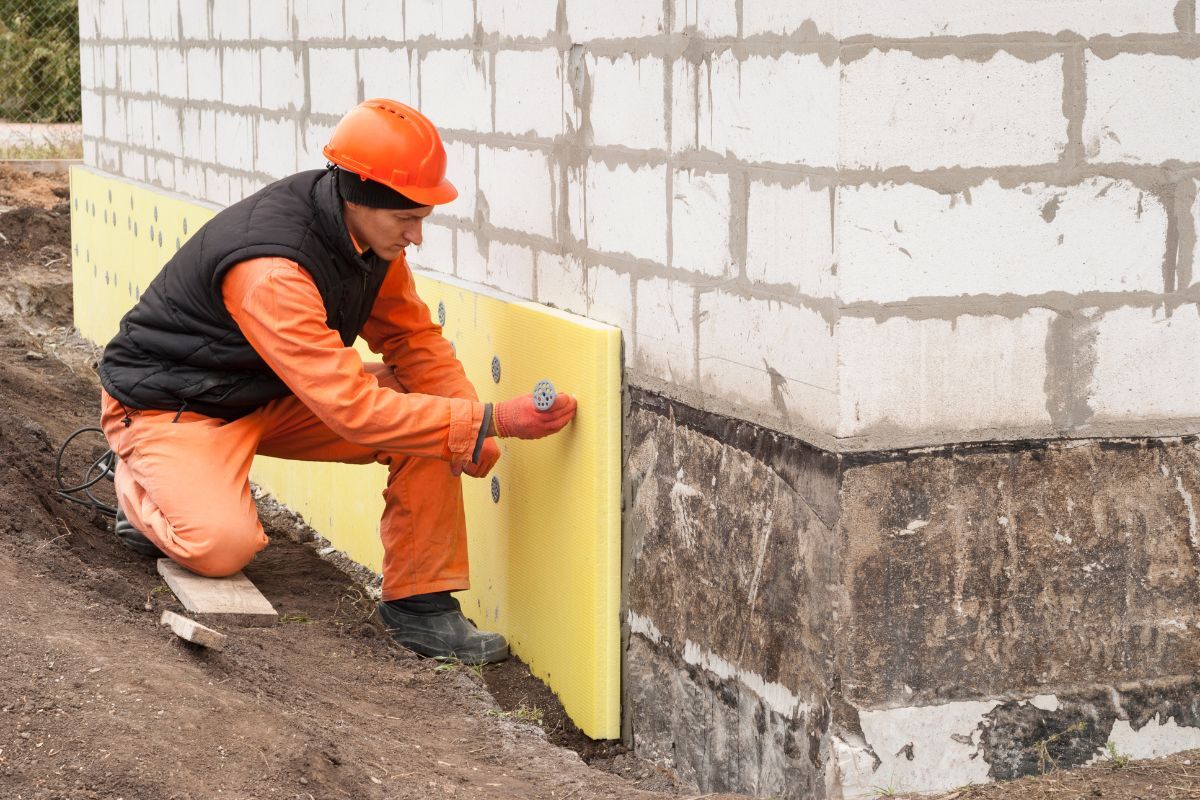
[393, 178, 458, 207]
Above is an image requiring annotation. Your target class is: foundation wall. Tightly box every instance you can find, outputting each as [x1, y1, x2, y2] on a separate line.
[76, 2, 1200, 796]
[627, 391, 1200, 797]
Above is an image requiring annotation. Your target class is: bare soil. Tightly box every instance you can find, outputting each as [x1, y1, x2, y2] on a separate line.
[2, 165, 1196, 800]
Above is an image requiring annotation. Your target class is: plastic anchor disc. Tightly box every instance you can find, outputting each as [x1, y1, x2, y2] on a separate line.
[532, 380, 556, 411]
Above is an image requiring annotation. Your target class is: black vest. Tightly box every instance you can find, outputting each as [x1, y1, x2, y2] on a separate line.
[99, 169, 391, 420]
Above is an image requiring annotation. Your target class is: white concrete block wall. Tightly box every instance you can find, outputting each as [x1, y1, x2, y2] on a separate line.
[78, 0, 1200, 450]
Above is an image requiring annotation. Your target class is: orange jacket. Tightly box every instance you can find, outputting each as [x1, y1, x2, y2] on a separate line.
[222, 254, 485, 468]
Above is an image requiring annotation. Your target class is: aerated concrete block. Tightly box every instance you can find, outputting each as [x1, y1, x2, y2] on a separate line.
[456, 230, 488, 284]
[406, 0, 475, 40]
[410, 223, 455, 276]
[587, 54, 666, 151]
[419, 49, 491, 132]
[565, 0, 664, 39]
[156, 48, 187, 99]
[178, 0, 208, 39]
[148, 0, 179, 40]
[698, 292, 839, 437]
[635, 276, 696, 385]
[671, 169, 731, 277]
[294, 0, 344, 40]
[494, 48, 566, 139]
[479, 0, 559, 38]
[839, 0, 1182, 37]
[221, 47, 261, 108]
[211, 0, 250, 40]
[486, 242, 536, 298]
[308, 48, 358, 116]
[358, 48, 414, 105]
[152, 104, 182, 154]
[671, 0, 738, 36]
[249, 1, 290, 39]
[837, 178, 1168, 302]
[745, 179, 836, 295]
[841, 50, 1066, 170]
[586, 264, 634, 335]
[259, 48, 305, 112]
[214, 110, 254, 172]
[536, 251, 587, 316]
[441, 139, 477, 221]
[344, 0, 405, 41]
[740, 0, 837, 36]
[583, 161, 667, 262]
[698, 51, 839, 166]
[1085, 53, 1200, 165]
[125, 99, 154, 150]
[478, 145, 555, 238]
[127, 46, 158, 94]
[1090, 304, 1200, 423]
[186, 48, 221, 102]
[254, 116, 298, 180]
[836, 311, 1055, 441]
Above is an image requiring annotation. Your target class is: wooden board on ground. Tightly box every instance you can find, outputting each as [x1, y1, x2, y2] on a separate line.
[160, 610, 226, 650]
[157, 559, 278, 626]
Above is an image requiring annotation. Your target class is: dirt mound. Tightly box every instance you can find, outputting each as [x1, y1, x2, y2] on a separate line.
[0, 164, 70, 209]
[0, 200, 71, 254]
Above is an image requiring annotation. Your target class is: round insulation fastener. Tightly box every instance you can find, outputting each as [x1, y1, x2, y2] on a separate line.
[491, 356, 501, 384]
[437, 301, 446, 327]
[532, 380, 557, 412]
[491, 475, 501, 504]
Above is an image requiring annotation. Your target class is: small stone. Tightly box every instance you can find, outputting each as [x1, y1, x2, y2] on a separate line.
[19, 732, 30, 739]
[24, 351, 44, 360]
[143, 602, 153, 612]
[298, 777, 308, 786]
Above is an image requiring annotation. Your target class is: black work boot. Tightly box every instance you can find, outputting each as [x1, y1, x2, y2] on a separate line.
[114, 505, 165, 558]
[378, 592, 509, 665]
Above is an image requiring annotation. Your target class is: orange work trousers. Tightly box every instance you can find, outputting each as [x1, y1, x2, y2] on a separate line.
[100, 363, 469, 601]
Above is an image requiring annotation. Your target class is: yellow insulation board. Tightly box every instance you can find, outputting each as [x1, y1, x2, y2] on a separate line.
[69, 166, 622, 738]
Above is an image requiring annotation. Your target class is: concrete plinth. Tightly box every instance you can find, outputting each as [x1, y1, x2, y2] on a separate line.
[624, 389, 1200, 798]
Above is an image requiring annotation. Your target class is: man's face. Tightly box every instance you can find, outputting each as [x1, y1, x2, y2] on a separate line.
[343, 202, 434, 262]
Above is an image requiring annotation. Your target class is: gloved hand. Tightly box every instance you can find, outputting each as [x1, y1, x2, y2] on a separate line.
[493, 393, 577, 439]
[455, 437, 500, 478]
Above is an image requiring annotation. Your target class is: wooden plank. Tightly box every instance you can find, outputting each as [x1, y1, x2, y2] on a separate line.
[157, 559, 278, 627]
[160, 610, 226, 650]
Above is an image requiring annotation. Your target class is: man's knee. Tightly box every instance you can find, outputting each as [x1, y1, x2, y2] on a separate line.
[169, 515, 266, 577]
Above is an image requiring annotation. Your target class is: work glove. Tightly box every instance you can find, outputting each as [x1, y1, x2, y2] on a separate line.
[454, 437, 501, 478]
[493, 393, 577, 439]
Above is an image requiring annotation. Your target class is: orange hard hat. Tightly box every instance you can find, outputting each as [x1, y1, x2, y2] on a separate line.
[323, 99, 458, 206]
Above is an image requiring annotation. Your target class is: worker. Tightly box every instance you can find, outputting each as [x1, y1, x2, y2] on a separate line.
[96, 99, 576, 665]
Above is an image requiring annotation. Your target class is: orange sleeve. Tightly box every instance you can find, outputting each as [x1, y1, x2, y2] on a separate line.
[221, 257, 485, 465]
[360, 254, 479, 401]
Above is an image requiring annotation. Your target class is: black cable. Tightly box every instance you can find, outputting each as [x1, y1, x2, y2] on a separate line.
[54, 426, 118, 517]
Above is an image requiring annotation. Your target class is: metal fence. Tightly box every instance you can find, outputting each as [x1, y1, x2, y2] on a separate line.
[0, 0, 79, 124]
